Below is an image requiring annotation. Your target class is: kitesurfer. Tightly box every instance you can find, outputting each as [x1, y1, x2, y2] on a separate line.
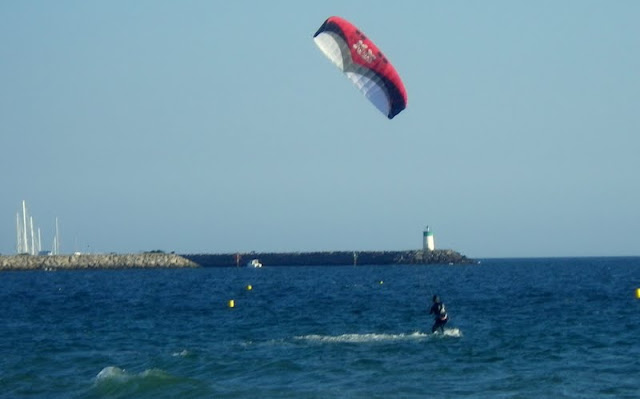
[429, 295, 448, 333]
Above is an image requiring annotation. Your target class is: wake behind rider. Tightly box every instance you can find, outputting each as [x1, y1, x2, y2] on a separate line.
[429, 295, 448, 333]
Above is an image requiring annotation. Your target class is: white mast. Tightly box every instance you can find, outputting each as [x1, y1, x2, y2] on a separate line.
[30, 216, 35, 255]
[16, 213, 22, 253]
[55, 217, 60, 255]
[22, 201, 29, 255]
[37, 228, 42, 254]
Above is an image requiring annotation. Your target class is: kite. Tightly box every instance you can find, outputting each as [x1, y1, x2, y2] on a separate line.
[313, 16, 408, 119]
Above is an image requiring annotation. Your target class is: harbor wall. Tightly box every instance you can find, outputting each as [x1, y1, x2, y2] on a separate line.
[0, 249, 473, 271]
[183, 249, 472, 267]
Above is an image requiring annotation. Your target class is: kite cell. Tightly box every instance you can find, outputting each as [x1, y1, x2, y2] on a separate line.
[313, 16, 408, 119]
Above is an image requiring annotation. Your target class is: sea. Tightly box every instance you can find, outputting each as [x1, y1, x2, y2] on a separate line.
[1, 257, 639, 398]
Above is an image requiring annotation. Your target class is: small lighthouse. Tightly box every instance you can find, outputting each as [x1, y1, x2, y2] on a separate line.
[423, 226, 435, 251]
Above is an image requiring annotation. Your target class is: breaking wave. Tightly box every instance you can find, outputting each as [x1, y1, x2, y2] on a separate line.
[90, 366, 207, 398]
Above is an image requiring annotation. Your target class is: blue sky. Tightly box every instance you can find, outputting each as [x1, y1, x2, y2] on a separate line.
[1, 1, 638, 258]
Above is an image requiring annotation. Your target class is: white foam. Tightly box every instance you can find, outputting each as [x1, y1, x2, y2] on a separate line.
[295, 331, 429, 343]
[443, 328, 463, 337]
[172, 349, 191, 357]
[296, 329, 463, 343]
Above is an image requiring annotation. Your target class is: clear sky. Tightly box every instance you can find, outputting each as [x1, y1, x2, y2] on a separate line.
[1, 1, 638, 258]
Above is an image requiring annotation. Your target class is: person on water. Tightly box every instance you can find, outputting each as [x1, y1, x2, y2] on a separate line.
[429, 295, 448, 333]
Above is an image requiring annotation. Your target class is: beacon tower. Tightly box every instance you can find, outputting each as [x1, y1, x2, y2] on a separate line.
[423, 226, 435, 252]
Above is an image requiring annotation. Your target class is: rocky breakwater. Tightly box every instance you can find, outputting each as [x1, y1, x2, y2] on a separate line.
[0, 253, 199, 271]
[184, 249, 474, 267]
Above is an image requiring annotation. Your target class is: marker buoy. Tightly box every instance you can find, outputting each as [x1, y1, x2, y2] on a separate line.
[379, 280, 384, 285]
[636, 288, 640, 299]
[228, 299, 235, 308]
[247, 285, 252, 291]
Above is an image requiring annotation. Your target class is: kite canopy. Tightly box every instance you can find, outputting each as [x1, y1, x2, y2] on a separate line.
[313, 16, 408, 119]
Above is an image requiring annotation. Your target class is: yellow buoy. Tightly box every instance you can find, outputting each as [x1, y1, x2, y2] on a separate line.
[247, 285, 252, 291]
[228, 299, 235, 308]
[636, 288, 640, 299]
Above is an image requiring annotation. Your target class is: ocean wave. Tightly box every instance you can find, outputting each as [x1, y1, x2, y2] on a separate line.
[87, 365, 215, 398]
[95, 366, 128, 382]
[92, 366, 190, 397]
[95, 366, 176, 384]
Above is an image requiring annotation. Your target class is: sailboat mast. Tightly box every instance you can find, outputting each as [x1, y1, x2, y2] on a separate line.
[29, 216, 35, 255]
[55, 217, 60, 255]
[22, 200, 29, 255]
[16, 213, 22, 253]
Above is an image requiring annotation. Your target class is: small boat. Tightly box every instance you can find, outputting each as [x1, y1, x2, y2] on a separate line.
[247, 259, 263, 268]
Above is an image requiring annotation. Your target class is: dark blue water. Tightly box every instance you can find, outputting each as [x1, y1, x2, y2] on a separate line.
[1, 257, 639, 398]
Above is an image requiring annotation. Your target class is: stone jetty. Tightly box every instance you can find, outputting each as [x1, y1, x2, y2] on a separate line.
[0, 249, 473, 271]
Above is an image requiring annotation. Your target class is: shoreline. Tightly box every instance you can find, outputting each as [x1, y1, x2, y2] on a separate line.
[0, 249, 473, 271]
